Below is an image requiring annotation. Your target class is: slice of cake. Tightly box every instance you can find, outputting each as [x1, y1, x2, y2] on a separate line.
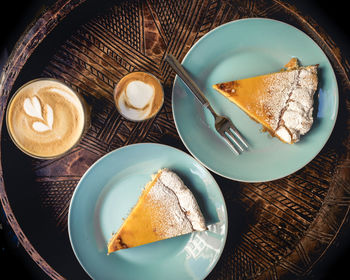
[212, 58, 318, 144]
[107, 169, 206, 253]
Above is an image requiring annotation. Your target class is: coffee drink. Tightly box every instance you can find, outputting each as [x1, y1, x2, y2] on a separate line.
[114, 72, 164, 121]
[6, 79, 87, 158]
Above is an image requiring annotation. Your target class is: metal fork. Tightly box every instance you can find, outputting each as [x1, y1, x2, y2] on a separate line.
[166, 54, 248, 155]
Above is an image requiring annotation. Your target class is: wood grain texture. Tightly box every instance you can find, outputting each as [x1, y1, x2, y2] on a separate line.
[0, 0, 349, 279]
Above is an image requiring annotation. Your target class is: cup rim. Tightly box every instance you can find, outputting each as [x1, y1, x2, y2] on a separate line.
[5, 77, 88, 160]
[114, 71, 164, 122]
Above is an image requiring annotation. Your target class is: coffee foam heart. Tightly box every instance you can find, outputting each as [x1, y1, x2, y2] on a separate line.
[125, 81, 155, 109]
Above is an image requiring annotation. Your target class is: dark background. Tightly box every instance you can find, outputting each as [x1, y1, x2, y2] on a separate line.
[0, 0, 349, 279]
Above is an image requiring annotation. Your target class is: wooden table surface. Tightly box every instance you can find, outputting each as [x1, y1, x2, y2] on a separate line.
[1, 1, 349, 279]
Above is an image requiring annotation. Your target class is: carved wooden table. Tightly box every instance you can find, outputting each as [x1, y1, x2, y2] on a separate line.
[1, 0, 349, 279]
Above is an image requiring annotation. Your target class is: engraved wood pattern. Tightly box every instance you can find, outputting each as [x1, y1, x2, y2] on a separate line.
[0, 0, 349, 279]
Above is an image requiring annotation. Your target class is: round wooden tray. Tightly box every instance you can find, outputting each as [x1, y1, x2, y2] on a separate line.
[1, 0, 349, 279]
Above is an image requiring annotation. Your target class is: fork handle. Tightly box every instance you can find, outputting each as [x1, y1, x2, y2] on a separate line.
[166, 54, 209, 108]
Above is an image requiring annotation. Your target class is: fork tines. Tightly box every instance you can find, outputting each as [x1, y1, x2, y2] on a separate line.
[220, 124, 249, 155]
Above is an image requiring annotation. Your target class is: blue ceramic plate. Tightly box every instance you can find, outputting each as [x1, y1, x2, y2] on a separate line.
[68, 143, 227, 280]
[172, 18, 338, 182]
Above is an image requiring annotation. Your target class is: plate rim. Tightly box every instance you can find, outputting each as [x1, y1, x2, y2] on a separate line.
[171, 17, 339, 183]
[68, 142, 228, 280]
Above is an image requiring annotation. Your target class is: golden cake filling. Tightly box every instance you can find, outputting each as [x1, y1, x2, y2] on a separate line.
[107, 169, 206, 254]
[212, 58, 318, 144]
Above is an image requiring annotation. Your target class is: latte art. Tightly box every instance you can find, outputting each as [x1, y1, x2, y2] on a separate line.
[23, 96, 54, 132]
[118, 80, 155, 120]
[6, 79, 86, 158]
[114, 72, 164, 121]
[126, 81, 155, 109]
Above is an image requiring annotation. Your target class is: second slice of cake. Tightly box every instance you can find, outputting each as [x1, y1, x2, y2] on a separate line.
[212, 58, 318, 144]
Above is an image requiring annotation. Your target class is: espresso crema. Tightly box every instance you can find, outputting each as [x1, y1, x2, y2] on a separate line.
[114, 72, 164, 121]
[6, 79, 86, 158]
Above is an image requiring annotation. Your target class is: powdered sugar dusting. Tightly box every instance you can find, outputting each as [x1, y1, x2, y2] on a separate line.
[146, 169, 206, 239]
[263, 65, 318, 143]
[263, 70, 298, 130]
[158, 169, 206, 231]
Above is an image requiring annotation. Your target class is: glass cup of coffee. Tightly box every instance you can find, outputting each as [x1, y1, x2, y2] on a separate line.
[114, 72, 164, 121]
[6, 78, 89, 159]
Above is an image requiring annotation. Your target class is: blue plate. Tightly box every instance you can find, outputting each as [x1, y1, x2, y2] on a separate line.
[172, 18, 338, 182]
[68, 143, 227, 280]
